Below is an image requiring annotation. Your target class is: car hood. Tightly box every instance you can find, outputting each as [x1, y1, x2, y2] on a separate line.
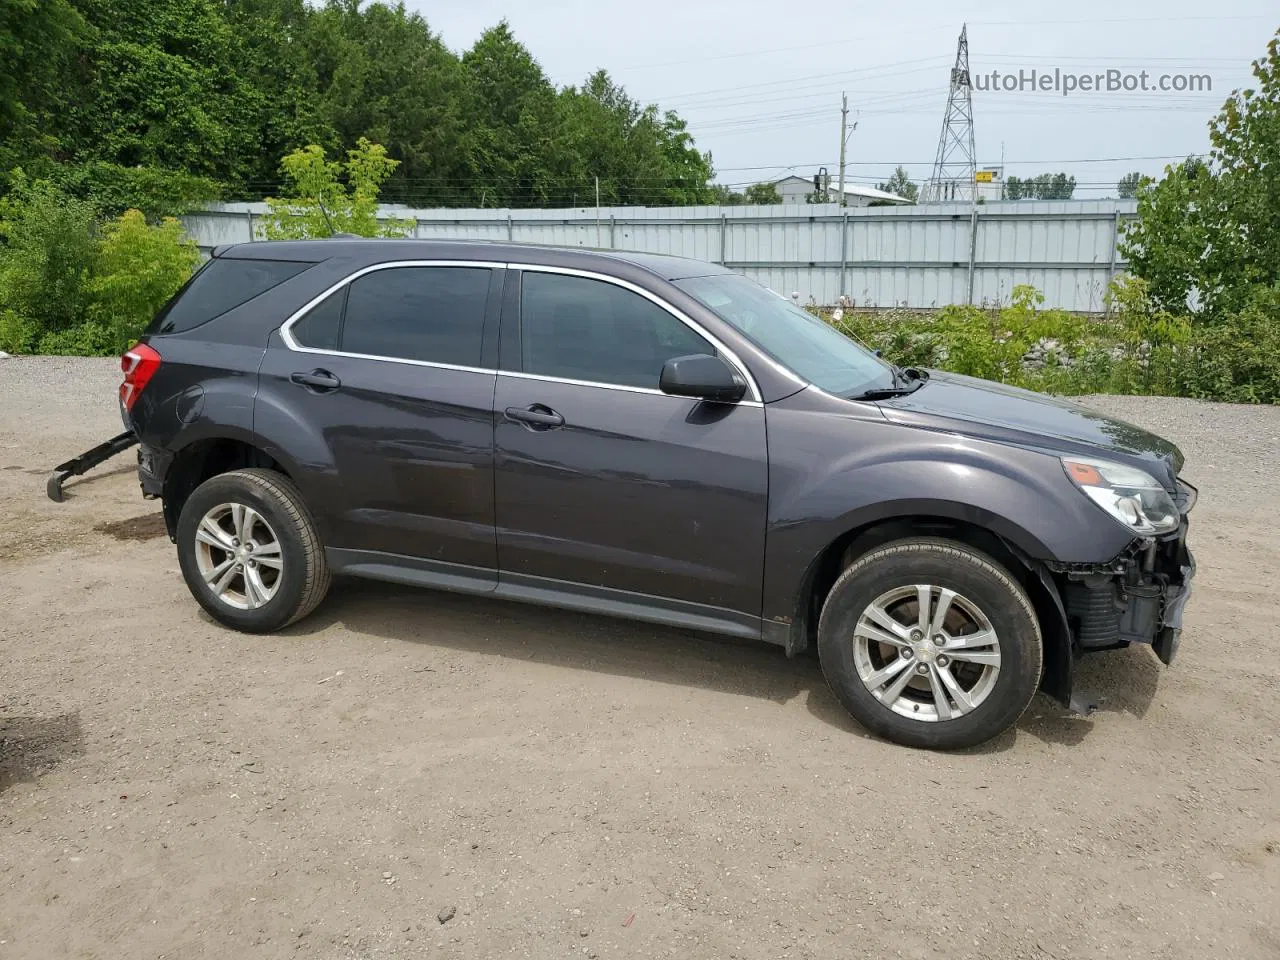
[876, 370, 1184, 484]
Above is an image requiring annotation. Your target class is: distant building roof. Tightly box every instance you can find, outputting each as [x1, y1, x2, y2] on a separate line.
[772, 175, 913, 205]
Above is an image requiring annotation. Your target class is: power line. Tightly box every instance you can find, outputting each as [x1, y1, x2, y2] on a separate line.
[968, 13, 1274, 26]
[553, 38, 957, 78]
[646, 58, 952, 106]
[552, 13, 1271, 78]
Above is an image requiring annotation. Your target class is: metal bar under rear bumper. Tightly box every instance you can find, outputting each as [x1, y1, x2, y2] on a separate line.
[46, 431, 138, 502]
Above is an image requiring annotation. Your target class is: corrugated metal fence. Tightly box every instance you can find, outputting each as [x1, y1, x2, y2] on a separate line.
[184, 199, 1137, 313]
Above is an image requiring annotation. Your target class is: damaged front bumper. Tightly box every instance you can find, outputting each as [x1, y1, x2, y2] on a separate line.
[1050, 485, 1196, 666]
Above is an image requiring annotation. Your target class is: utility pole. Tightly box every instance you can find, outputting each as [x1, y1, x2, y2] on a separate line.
[837, 92, 848, 206]
[595, 176, 601, 247]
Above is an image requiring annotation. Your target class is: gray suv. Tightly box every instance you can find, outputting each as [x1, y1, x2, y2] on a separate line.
[120, 239, 1195, 749]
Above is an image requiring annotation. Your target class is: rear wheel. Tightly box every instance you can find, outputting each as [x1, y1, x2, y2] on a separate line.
[817, 537, 1042, 750]
[176, 468, 330, 632]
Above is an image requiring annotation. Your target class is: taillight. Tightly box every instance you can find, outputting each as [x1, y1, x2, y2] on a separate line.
[120, 343, 162, 412]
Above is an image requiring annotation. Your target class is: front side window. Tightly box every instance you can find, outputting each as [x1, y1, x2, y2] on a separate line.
[520, 272, 713, 388]
[674, 273, 894, 398]
[339, 266, 491, 366]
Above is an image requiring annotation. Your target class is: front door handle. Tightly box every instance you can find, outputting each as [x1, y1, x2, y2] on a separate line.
[291, 369, 341, 393]
[504, 404, 565, 429]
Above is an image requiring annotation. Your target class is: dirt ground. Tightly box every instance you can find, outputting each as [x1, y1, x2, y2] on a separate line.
[2, 358, 1278, 960]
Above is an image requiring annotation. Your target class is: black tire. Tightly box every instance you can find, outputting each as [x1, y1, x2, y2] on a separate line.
[817, 537, 1042, 750]
[176, 468, 330, 633]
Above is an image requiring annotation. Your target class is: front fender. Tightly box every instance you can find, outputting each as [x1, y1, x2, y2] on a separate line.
[760, 394, 1135, 628]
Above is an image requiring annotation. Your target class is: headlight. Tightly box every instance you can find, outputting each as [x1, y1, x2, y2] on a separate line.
[1062, 456, 1179, 536]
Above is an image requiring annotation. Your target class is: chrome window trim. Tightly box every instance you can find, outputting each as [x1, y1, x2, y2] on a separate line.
[278, 260, 503, 373]
[277, 259, 763, 402]
[513, 263, 762, 402]
[498, 369, 762, 406]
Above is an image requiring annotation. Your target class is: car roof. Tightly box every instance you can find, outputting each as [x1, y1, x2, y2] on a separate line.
[215, 238, 732, 282]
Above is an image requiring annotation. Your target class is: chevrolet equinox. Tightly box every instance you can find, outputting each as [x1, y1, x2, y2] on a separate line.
[120, 240, 1196, 749]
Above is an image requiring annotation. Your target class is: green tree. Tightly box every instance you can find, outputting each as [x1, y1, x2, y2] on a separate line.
[260, 138, 412, 238]
[1006, 172, 1076, 200]
[705, 184, 745, 206]
[2, 1, 718, 212]
[1122, 29, 1280, 319]
[51, 162, 221, 220]
[460, 22, 559, 207]
[301, 0, 471, 204]
[550, 71, 714, 208]
[1116, 171, 1144, 198]
[224, 0, 332, 187]
[1119, 157, 1209, 315]
[743, 181, 783, 204]
[877, 166, 919, 201]
[0, 0, 86, 170]
[64, 0, 268, 187]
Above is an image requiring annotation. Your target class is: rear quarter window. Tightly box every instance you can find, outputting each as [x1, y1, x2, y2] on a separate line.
[289, 288, 345, 351]
[149, 257, 310, 335]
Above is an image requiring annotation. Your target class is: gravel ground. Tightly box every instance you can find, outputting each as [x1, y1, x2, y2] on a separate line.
[2, 357, 1278, 960]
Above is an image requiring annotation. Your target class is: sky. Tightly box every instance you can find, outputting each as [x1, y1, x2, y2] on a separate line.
[405, 0, 1277, 197]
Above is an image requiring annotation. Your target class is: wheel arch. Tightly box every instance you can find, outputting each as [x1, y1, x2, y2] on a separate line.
[161, 435, 295, 539]
[775, 510, 1072, 707]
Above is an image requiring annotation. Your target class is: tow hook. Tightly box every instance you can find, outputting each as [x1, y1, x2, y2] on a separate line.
[46, 431, 138, 502]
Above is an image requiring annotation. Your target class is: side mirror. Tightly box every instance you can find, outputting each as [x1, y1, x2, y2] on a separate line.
[659, 354, 747, 403]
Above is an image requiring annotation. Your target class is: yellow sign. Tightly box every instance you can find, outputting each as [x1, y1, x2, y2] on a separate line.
[975, 171, 994, 183]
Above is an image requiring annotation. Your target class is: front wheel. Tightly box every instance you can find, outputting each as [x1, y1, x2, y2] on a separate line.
[176, 468, 331, 633]
[817, 538, 1043, 750]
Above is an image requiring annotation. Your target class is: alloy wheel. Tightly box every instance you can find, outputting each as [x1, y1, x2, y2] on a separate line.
[193, 502, 284, 610]
[852, 584, 1002, 722]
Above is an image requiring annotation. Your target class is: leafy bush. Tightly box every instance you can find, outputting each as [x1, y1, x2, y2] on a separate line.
[0, 308, 37, 354]
[0, 174, 98, 352]
[0, 177, 200, 355]
[260, 138, 413, 239]
[88, 210, 201, 354]
[825, 278, 1279, 404]
[1175, 286, 1280, 403]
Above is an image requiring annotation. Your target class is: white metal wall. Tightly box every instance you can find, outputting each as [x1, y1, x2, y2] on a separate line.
[183, 199, 1136, 312]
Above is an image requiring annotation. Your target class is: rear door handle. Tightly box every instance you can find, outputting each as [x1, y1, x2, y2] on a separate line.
[291, 369, 341, 392]
[504, 404, 565, 429]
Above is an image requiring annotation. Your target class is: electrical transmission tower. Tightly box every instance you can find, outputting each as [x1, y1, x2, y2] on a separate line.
[921, 24, 977, 203]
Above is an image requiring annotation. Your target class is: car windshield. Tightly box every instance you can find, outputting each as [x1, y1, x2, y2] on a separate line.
[674, 274, 895, 397]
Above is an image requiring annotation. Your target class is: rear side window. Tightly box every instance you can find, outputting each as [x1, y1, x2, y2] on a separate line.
[150, 258, 309, 334]
[340, 266, 491, 366]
